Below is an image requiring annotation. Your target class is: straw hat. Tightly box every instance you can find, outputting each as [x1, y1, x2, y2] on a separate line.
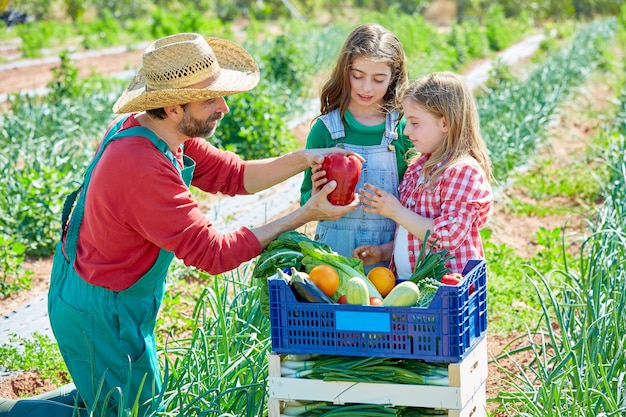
[113, 33, 260, 113]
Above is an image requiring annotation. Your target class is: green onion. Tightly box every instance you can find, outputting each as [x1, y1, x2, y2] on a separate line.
[408, 230, 454, 284]
[278, 354, 449, 386]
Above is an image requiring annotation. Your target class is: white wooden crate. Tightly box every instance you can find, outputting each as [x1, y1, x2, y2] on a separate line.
[268, 382, 486, 417]
[268, 336, 487, 411]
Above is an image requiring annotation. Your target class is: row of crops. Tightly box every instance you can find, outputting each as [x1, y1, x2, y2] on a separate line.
[5, 0, 621, 58]
[492, 89, 626, 415]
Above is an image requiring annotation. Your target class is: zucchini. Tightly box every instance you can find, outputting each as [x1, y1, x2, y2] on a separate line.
[382, 281, 420, 307]
[345, 276, 370, 305]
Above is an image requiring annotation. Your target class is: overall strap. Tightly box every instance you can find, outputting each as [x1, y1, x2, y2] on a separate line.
[321, 108, 399, 147]
[382, 110, 400, 151]
[384, 110, 399, 143]
[60, 118, 177, 263]
[319, 108, 345, 141]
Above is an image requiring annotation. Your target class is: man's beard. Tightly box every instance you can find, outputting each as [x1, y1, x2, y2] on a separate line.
[178, 110, 222, 138]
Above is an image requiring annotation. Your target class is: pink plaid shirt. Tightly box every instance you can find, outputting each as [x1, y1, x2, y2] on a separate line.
[392, 154, 492, 274]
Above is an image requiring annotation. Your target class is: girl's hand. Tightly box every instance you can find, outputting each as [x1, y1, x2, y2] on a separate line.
[310, 164, 327, 197]
[359, 183, 402, 219]
[353, 241, 393, 265]
[353, 244, 384, 265]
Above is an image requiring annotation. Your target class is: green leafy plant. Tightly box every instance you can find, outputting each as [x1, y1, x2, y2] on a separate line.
[261, 34, 308, 97]
[0, 234, 33, 298]
[0, 333, 69, 387]
[47, 50, 80, 103]
[156, 269, 271, 416]
[485, 4, 516, 51]
[212, 84, 299, 159]
[481, 229, 545, 335]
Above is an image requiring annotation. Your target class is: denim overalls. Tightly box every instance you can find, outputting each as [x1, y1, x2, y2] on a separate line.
[47, 116, 195, 416]
[314, 108, 399, 274]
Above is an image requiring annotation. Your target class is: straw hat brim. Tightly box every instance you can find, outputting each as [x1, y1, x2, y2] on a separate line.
[113, 37, 260, 114]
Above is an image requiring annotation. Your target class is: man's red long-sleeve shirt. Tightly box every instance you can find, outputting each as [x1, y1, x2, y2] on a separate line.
[75, 114, 262, 291]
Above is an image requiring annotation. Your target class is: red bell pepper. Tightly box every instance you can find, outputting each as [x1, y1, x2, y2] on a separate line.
[321, 154, 362, 205]
[442, 272, 476, 295]
[441, 273, 462, 285]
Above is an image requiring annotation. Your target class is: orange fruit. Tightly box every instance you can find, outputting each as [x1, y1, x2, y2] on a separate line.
[308, 264, 340, 297]
[367, 266, 396, 297]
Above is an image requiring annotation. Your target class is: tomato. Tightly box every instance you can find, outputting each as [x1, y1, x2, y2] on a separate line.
[337, 295, 347, 304]
[321, 154, 362, 205]
[369, 297, 383, 306]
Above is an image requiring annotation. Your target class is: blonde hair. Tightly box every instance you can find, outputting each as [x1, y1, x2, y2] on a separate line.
[401, 71, 492, 186]
[319, 23, 408, 120]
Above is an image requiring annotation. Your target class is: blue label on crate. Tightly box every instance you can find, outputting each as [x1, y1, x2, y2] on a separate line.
[335, 311, 390, 332]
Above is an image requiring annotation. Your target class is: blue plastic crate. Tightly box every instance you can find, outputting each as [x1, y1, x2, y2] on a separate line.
[268, 260, 487, 363]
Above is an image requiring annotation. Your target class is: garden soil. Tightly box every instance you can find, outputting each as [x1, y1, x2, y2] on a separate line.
[0, 35, 606, 417]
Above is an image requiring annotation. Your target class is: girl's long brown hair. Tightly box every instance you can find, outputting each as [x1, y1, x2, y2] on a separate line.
[402, 72, 492, 186]
[319, 23, 408, 121]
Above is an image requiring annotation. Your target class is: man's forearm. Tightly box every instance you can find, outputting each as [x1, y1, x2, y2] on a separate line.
[250, 206, 311, 248]
[243, 150, 309, 193]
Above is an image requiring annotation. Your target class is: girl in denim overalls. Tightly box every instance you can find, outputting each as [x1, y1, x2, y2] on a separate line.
[300, 23, 413, 274]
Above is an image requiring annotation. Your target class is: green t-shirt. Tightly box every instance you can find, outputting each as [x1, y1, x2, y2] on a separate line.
[300, 110, 414, 205]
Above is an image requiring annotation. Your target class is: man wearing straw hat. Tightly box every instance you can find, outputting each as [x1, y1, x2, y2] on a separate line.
[0, 33, 359, 417]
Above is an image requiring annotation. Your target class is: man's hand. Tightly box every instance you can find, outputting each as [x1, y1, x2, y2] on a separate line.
[303, 179, 359, 221]
[305, 148, 365, 168]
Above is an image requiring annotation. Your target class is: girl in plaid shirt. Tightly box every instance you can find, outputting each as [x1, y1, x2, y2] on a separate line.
[353, 72, 492, 279]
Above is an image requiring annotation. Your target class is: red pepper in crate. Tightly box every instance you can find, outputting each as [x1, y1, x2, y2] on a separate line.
[321, 154, 362, 205]
[442, 272, 476, 295]
[441, 273, 462, 285]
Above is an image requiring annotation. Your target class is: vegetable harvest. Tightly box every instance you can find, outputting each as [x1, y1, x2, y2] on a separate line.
[253, 231, 474, 309]
[252, 231, 382, 306]
[279, 402, 449, 416]
[300, 240, 382, 300]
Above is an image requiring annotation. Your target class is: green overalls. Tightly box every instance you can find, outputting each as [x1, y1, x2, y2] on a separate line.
[2, 117, 195, 417]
